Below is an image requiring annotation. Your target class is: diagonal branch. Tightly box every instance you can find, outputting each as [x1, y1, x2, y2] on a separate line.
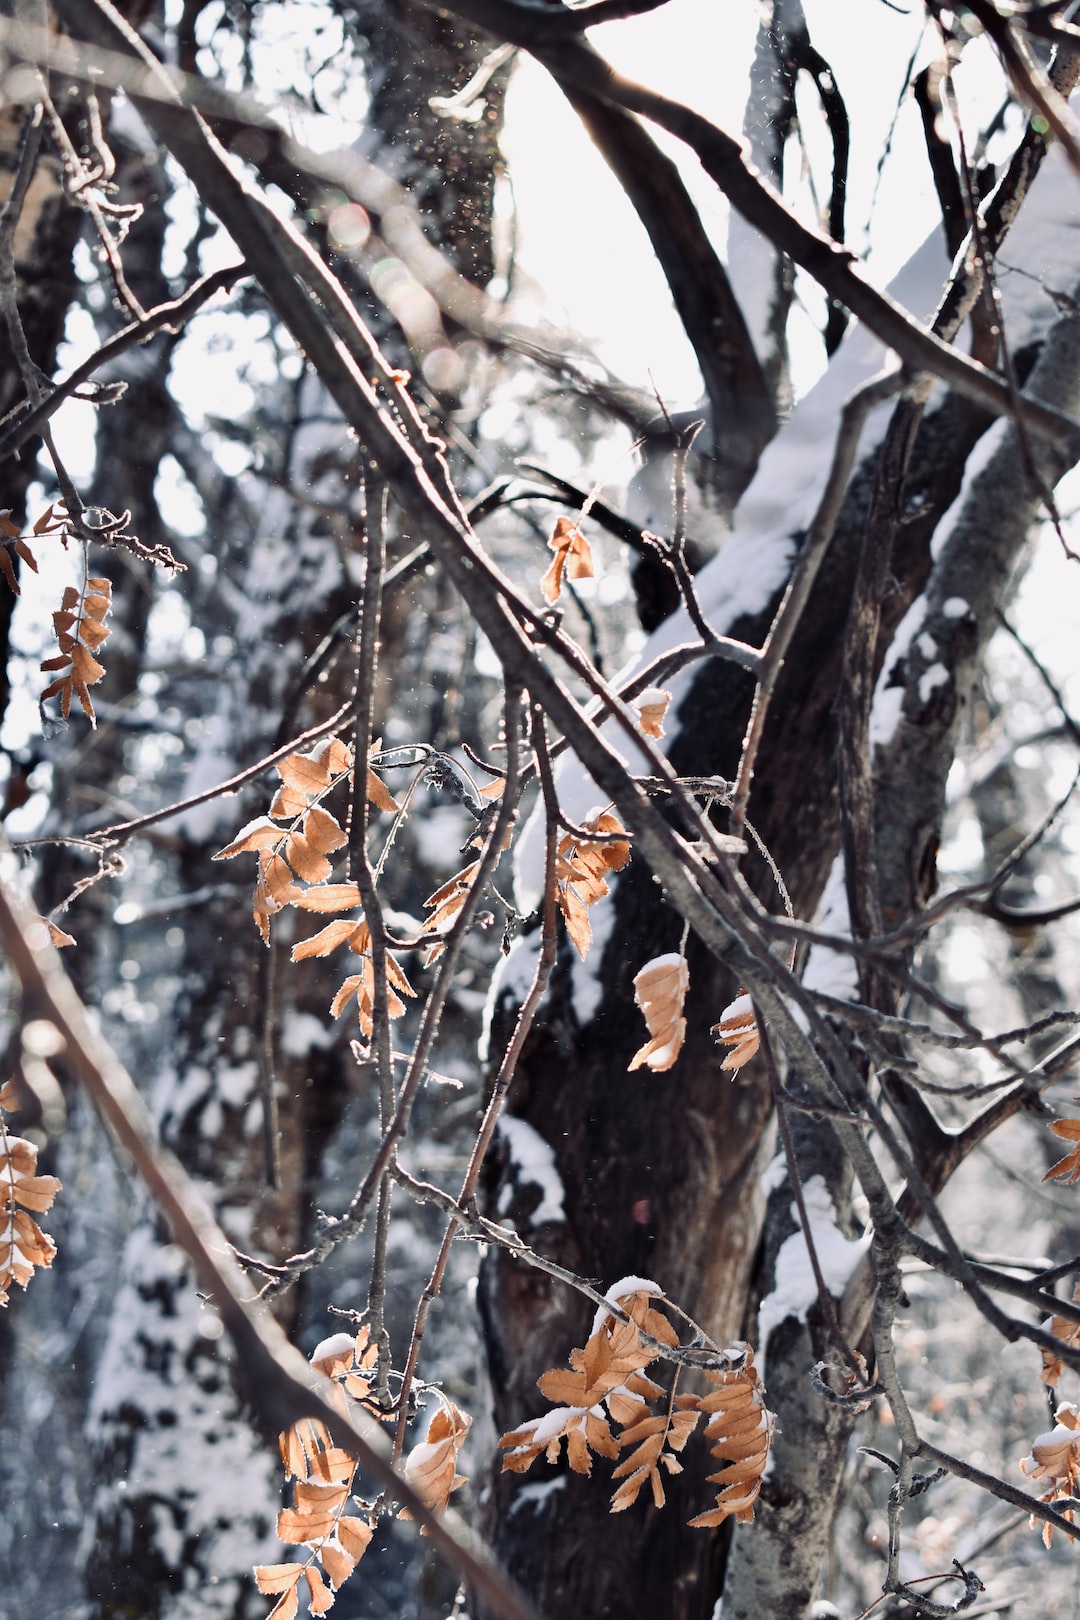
[429, 0, 1080, 456]
[0, 855, 544, 1620]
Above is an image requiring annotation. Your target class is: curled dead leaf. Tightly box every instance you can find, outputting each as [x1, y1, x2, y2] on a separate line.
[712, 991, 760, 1072]
[628, 952, 688, 1073]
[541, 515, 594, 605]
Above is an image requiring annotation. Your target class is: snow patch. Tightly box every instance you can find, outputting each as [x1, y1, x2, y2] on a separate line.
[918, 662, 950, 705]
[496, 1116, 566, 1225]
[590, 1274, 662, 1336]
[869, 596, 924, 750]
[570, 897, 615, 1024]
[929, 418, 1010, 560]
[280, 1010, 334, 1057]
[757, 1177, 869, 1365]
[507, 1477, 566, 1517]
[480, 933, 542, 1063]
[759, 1152, 789, 1199]
[215, 1061, 257, 1108]
[802, 853, 857, 1003]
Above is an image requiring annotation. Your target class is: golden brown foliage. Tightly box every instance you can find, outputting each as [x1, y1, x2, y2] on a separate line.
[40, 573, 112, 725]
[555, 810, 631, 959]
[0, 1078, 61, 1307]
[1043, 1103, 1080, 1184]
[687, 1349, 773, 1528]
[0, 502, 70, 594]
[259, 1331, 474, 1614]
[213, 737, 414, 1029]
[1040, 1285, 1080, 1388]
[400, 1399, 472, 1524]
[499, 1281, 772, 1526]
[421, 861, 481, 964]
[628, 952, 689, 1073]
[258, 1329, 381, 1618]
[712, 991, 760, 1072]
[630, 686, 671, 740]
[0, 509, 40, 595]
[1021, 1402, 1080, 1547]
[540, 515, 594, 605]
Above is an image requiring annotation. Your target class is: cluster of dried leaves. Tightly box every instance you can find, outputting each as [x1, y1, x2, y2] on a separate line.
[40, 571, 113, 726]
[257, 1326, 470, 1617]
[0, 1079, 61, 1308]
[1020, 1401, 1080, 1548]
[1015, 1104, 1080, 1544]
[0, 505, 46, 594]
[555, 810, 632, 960]
[213, 739, 418, 1033]
[499, 1282, 773, 1526]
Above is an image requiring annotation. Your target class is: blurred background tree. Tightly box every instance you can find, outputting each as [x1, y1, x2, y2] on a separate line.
[4, 3, 1080, 1618]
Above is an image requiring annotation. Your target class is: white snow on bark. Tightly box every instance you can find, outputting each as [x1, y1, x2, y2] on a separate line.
[507, 1477, 566, 1517]
[496, 1115, 567, 1225]
[479, 933, 543, 1062]
[757, 1176, 869, 1364]
[571, 897, 616, 1025]
[802, 852, 857, 1003]
[84, 1224, 280, 1615]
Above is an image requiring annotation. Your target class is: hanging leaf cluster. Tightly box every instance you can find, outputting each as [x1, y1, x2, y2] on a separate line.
[1020, 1402, 1080, 1547]
[259, 1328, 473, 1615]
[687, 1349, 775, 1527]
[1040, 1284, 1080, 1389]
[213, 737, 413, 1030]
[499, 1280, 773, 1525]
[555, 810, 632, 959]
[1021, 1108, 1080, 1544]
[1042, 1102, 1080, 1185]
[257, 1329, 381, 1618]
[422, 860, 481, 964]
[0, 501, 71, 595]
[0, 1079, 61, 1308]
[40, 573, 113, 725]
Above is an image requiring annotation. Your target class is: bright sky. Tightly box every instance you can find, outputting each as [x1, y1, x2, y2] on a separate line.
[501, 0, 1017, 404]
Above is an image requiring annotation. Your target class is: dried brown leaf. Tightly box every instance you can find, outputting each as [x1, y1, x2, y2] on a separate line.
[631, 686, 671, 739]
[687, 1347, 773, 1529]
[255, 1564, 306, 1596]
[319, 1542, 354, 1589]
[40, 575, 112, 725]
[1041, 1290, 1080, 1387]
[540, 515, 594, 605]
[213, 818, 284, 860]
[712, 991, 760, 1073]
[1044, 1106, 1080, 1184]
[278, 1504, 338, 1544]
[295, 883, 364, 914]
[305, 1565, 335, 1615]
[400, 1401, 471, 1523]
[628, 952, 688, 1073]
[337, 1516, 374, 1561]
